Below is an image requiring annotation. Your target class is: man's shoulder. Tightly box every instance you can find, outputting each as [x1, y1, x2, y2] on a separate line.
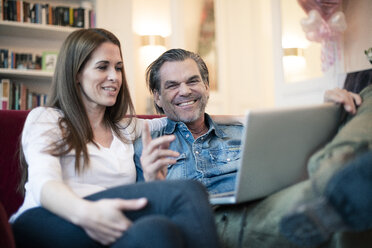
[215, 123, 244, 135]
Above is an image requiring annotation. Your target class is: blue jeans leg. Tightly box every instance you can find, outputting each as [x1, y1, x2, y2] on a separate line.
[12, 180, 220, 248]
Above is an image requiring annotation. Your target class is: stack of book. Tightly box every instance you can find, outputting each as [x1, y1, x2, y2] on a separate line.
[1, 0, 95, 28]
[0, 78, 47, 110]
[0, 49, 42, 70]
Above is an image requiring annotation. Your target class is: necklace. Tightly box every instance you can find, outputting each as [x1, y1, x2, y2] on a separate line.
[190, 125, 208, 138]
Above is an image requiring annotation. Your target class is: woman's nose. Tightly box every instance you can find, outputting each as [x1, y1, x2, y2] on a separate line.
[108, 68, 119, 81]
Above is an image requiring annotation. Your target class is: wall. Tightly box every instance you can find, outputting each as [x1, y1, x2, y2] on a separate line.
[208, 0, 275, 114]
[95, 0, 136, 103]
[343, 0, 372, 73]
[96, 0, 371, 115]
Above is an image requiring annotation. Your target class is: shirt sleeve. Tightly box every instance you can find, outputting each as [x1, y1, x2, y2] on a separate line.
[22, 107, 64, 205]
[134, 117, 168, 137]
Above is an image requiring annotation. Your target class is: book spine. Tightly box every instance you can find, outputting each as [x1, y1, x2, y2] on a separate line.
[19, 83, 27, 110]
[0, 0, 3, 21]
[0, 49, 9, 68]
[14, 82, 20, 110]
[41, 3, 46, 25]
[1, 79, 10, 110]
[3, 0, 8, 21]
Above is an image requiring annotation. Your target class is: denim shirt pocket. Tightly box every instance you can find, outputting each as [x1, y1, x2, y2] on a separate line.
[208, 146, 241, 175]
[168, 153, 187, 169]
[167, 153, 187, 179]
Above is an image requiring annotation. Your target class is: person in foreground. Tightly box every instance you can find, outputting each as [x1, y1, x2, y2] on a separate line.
[279, 82, 372, 247]
[134, 48, 243, 195]
[280, 150, 372, 247]
[10, 29, 220, 248]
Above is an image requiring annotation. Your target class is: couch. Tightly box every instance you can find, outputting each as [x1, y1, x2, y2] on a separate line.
[1, 98, 371, 248]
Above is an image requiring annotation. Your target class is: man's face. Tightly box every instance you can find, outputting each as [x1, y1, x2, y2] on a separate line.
[155, 58, 209, 124]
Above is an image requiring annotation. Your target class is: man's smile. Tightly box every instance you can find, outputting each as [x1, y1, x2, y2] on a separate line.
[176, 100, 196, 107]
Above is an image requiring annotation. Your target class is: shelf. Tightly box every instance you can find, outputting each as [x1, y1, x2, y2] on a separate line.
[0, 68, 53, 81]
[0, 20, 80, 40]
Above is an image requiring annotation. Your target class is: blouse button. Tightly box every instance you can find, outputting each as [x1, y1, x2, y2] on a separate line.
[227, 158, 231, 162]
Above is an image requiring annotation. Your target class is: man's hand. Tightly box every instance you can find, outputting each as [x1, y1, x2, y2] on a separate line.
[140, 122, 180, 181]
[78, 198, 147, 245]
[324, 88, 362, 114]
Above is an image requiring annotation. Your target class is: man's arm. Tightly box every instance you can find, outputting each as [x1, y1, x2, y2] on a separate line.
[139, 122, 180, 181]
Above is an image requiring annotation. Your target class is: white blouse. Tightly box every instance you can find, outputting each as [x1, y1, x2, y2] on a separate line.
[10, 107, 166, 222]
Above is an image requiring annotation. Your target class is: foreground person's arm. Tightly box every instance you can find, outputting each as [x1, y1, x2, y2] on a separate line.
[324, 88, 362, 114]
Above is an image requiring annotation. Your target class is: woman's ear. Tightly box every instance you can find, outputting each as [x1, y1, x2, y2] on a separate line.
[76, 72, 81, 85]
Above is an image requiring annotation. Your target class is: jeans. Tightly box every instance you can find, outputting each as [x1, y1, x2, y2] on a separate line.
[12, 180, 220, 248]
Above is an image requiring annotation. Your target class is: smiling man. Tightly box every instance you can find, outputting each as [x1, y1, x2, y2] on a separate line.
[133, 49, 243, 194]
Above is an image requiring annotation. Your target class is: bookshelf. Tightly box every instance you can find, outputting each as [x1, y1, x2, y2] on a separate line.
[0, 20, 78, 40]
[0, 0, 95, 110]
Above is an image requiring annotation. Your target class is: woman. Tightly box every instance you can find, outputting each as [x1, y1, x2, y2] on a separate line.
[11, 28, 220, 248]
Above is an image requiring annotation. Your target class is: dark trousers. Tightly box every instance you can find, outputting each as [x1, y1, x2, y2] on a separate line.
[12, 180, 220, 248]
[325, 151, 372, 230]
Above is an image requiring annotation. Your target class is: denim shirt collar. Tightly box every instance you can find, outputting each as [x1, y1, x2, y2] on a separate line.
[163, 113, 227, 138]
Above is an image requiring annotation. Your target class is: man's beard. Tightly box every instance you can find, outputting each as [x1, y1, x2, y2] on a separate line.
[172, 95, 208, 123]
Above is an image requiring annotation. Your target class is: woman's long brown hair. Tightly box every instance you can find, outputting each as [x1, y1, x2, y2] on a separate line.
[18, 29, 136, 194]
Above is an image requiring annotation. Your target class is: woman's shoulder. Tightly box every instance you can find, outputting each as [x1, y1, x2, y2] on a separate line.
[26, 107, 64, 125]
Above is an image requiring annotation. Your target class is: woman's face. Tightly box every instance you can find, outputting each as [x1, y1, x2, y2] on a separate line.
[77, 42, 123, 112]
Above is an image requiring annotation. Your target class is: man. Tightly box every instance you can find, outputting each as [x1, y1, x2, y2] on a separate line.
[134, 48, 243, 195]
[134, 48, 371, 247]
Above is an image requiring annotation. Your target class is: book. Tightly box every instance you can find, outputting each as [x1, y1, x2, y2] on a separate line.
[14, 82, 20, 110]
[73, 8, 84, 28]
[0, 80, 2, 110]
[1, 78, 11, 110]
[42, 51, 58, 71]
[19, 83, 27, 110]
[0, 49, 9, 68]
[0, 0, 3, 21]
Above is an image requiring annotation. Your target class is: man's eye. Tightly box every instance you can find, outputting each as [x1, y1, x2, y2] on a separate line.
[166, 84, 178, 89]
[189, 80, 199, 84]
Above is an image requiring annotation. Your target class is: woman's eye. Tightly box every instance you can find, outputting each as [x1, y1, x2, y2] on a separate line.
[116, 67, 123, 71]
[97, 66, 107, 70]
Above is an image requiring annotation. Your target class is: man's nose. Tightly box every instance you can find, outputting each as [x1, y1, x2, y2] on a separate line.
[179, 83, 192, 95]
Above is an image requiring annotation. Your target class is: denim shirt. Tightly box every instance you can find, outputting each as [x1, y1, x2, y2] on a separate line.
[134, 114, 243, 194]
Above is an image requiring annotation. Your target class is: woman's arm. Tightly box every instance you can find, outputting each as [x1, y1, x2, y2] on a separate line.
[134, 117, 168, 137]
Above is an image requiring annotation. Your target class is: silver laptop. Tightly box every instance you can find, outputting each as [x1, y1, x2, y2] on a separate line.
[209, 103, 341, 205]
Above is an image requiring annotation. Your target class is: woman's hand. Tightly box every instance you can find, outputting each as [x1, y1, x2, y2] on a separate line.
[77, 198, 148, 245]
[40, 181, 147, 246]
[140, 122, 179, 181]
[324, 88, 362, 114]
